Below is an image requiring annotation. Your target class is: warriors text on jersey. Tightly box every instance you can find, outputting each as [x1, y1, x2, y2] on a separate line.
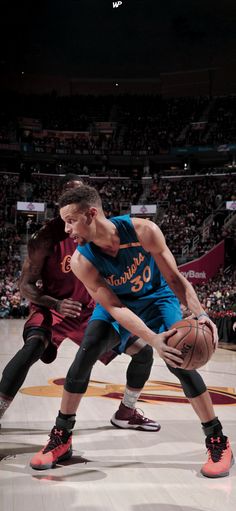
[77, 215, 182, 352]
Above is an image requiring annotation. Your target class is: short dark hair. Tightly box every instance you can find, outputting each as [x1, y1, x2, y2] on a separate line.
[60, 173, 84, 187]
[59, 185, 102, 210]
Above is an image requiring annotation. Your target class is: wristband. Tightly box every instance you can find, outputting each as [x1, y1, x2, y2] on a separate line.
[197, 312, 209, 320]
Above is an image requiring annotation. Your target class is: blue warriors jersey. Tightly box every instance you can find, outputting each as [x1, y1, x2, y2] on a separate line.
[77, 215, 181, 352]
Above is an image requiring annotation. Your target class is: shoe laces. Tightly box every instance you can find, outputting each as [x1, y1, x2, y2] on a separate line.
[43, 426, 70, 454]
[133, 408, 152, 423]
[206, 436, 227, 463]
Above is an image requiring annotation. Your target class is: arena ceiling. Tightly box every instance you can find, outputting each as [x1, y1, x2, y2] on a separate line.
[1, 0, 236, 79]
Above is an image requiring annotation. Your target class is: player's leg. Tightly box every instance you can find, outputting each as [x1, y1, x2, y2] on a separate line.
[30, 319, 121, 469]
[111, 337, 161, 431]
[154, 295, 233, 477]
[168, 365, 234, 477]
[62, 312, 160, 432]
[110, 296, 177, 433]
[0, 326, 50, 422]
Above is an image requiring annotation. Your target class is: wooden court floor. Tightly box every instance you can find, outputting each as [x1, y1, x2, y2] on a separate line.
[0, 319, 236, 511]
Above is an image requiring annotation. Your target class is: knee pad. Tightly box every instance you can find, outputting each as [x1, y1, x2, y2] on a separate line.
[23, 327, 57, 364]
[167, 365, 207, 398]
[126, 344, 154, 389]
[64, 341, 104, 394]
[23, 327, 49, 360]
[64, 320, 120, 394]
[23, 326, 50, 347]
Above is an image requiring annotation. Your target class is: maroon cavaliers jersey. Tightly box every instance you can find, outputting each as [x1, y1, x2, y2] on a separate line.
[29, 217, 94, 309]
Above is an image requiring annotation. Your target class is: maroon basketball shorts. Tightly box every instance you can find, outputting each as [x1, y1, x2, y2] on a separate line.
[24, 304, 116, 365]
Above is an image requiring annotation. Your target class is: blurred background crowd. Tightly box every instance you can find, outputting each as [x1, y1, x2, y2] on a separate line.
[0, 92, 235, 342]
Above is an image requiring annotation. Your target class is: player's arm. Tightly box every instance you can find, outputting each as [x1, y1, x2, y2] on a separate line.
[133, 218, 218, 345]
[20, 234, 81, 317]
[20, 235, 59, 310]
[70, 250, 183, 367]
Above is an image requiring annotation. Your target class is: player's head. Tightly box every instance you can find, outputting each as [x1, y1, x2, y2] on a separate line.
[59, 185, 103, 245]
[60, 173, 84, 192]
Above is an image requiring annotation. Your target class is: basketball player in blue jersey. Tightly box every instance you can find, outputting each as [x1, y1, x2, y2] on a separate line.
[0, 175, 150, 427]
[30, 185, 234, 478]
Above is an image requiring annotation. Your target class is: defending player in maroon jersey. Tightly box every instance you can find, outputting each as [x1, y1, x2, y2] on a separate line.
[23, 216, 95, 352]
[0, 175, 114, 424]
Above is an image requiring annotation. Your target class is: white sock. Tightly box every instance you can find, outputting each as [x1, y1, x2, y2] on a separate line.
[122, 387, 142, 409]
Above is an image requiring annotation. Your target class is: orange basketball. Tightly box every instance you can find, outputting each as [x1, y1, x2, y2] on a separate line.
[167, 318, 214, 370]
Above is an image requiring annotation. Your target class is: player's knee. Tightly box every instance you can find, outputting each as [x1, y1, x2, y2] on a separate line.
[23, 327, 49, 349]
[78, 336, 107, 370]
[64, 373, 90, 394]
[132, 344, 153, 365]
[23, 327, 50, 362]
[167, 365, 207, 398]
[63, 340, 98, 394]
[127, 345, 154, 389]
[64, 321, 120, 394]
[81, 320, 119, 359]
[64, 351, 91, 393]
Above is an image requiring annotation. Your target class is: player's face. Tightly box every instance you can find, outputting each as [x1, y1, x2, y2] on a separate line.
[60, 203, 96, 245]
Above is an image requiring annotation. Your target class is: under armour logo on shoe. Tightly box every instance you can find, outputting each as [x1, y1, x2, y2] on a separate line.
[210, 437, 221, 444]
[54, 428, 63, 436]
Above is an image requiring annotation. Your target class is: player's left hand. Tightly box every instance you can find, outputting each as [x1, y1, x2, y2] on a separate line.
[55, 298, 82, 318]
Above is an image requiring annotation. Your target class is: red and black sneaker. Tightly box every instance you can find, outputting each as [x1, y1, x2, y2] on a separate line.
[30, 426, 72, 470]
[111, 402, 161, 432]
[201, 435, 234, 478]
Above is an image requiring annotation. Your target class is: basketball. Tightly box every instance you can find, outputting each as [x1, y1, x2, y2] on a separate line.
[167, 318, 214, 370]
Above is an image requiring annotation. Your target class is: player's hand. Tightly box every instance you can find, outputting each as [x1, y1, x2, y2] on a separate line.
[151, 329, 183, 368]
[197, 314, 218, 350]
[55, 298, 82, 318]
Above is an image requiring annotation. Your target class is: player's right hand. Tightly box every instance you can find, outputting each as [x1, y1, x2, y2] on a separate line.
[151, 329, 183, 368]
[55, 298, 82, 318]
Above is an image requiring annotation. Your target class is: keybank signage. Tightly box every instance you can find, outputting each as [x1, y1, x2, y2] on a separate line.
[179, 241, 225, 284]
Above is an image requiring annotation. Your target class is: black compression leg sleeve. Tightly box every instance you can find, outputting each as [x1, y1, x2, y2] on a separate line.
[167, 365, 207, 398]
[0, 327, 48, 399]
[64, 320, 120, 394]
[126, 345, 154, 389]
